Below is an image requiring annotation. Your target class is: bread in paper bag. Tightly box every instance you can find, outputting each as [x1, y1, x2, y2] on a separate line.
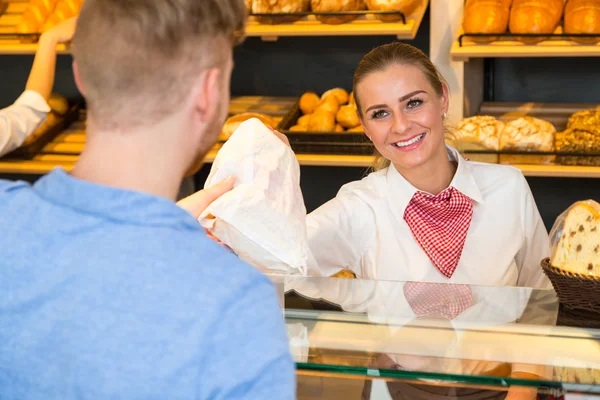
[199, 118, 308, 275]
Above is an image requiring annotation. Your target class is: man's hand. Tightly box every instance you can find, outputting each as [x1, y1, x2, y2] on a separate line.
[177, 175, 236, 219]
[268, 127, 290, 147]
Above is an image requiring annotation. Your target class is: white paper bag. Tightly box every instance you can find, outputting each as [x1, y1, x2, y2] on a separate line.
[199, 118, 308, 275]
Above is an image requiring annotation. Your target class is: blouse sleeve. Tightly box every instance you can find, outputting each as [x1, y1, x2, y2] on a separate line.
[515, 174, 553, 289]
[306, 188, 376, 277]
[0, 91, 50, 158]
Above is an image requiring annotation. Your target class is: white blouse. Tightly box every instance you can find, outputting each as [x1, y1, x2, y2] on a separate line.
[306, 146, 551, 289]
[0, 90, 50, 158]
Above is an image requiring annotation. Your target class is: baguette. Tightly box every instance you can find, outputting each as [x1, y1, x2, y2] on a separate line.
[509, 0, 565, 44]
[564, 0, 600, 44]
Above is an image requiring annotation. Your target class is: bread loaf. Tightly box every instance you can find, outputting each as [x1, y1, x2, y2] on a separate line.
[250, 0, 309, 23]
[321, 88, 349, 105]
[456, 116, 503, 150]
[500, 116, 555, 151]
[299, 92, 320, 114]
[462, 0, 512, 43]
[366, 0, 421, 21]
[336, 105, 360, 128]
[17, 0, 58, 34]
[42, 0, 83, 31]
[565, 0, 600, 44]
[307, 112, 336, 132]
[221, 113, 278, 141]
[509, 0, 565, 44]
[551, 201, 600, 276]
[314, 95, 340, 115]
[310, 0, 365, 24]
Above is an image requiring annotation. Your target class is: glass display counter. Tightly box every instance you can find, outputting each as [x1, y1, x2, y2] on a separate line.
[272, 276, 600, 399]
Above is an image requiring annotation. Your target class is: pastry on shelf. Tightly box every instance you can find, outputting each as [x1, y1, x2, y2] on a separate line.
[564, 0, 600, 44]
[307, 111, 336, 132]
[314, 95, 340, 115]
[567, 110, 600, 131]
[299, 92, 320, 114]
[551, 200, 600, 276]
[220, 112, 278, 141]
[555, 127, 600, 166]
[16, 0, 59, 35]
[462, 0, 512, 43]
[310, 0, 366, 24]
[321, 88, 349, 105]
[331, 269, 356, 278]
[499, 116, 556, 165]
[42, 0, 84, 32]
[336, 105, 360, 128]
[455, 115, 503, 151]
[249, 0, 310, 23]
[366, 0, 421, 21]
[509, 0, 565, 44]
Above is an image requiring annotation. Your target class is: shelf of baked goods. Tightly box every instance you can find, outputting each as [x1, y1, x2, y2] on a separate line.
[245, 0, 429, 41]
[450, 0, 600, 61]
[0, 0, 428, 53]
[0, 0, 78, 54]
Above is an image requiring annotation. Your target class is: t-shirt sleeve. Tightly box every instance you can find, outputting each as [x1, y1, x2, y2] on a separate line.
[197, 275, 295, 400]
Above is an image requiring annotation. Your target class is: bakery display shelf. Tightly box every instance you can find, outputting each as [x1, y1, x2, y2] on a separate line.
[451, 28, 600, 61]
[245, 0, 428, 41]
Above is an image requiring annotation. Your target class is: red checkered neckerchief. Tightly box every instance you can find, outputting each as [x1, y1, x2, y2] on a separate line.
[403, 187, 474, 279]
[403, 282, 473, 320]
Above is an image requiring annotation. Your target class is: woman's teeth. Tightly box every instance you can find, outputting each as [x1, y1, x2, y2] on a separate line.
[393, 134, 425, 148]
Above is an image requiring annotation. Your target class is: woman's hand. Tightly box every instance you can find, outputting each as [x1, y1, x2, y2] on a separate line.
[177, 175, 236, 219]
[40, 17, 78, 45]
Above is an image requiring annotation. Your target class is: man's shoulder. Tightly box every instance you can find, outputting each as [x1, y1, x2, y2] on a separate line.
[0, 179, 29, 193]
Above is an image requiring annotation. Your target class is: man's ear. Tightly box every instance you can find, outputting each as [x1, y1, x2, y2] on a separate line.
[193, 67, 222, 124]
[72, 61, 86, 96]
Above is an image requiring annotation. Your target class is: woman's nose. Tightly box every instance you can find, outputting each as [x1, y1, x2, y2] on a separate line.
[392, 111, 411, 135]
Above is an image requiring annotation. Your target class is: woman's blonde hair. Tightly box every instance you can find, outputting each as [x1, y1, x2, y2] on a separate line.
[352, 42, 452, 171]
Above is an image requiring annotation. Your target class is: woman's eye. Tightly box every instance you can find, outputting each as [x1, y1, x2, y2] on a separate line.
[406, 99, 423, 109]
[371, 110, 388, 119]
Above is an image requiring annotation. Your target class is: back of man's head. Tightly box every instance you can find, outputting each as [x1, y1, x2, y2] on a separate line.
[71, 0, 246, 131]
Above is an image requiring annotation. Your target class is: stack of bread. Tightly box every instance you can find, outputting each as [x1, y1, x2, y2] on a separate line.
[462, 0, 600, 45]
[556, 110, 600, 165]
[247, 0, 422, 24]
[220, 113, 279, 141]
[290, 88, 363, 133]
[550, 200, 600, 276]
[455, 115, 556, 164]
[17, 0, 84, 35]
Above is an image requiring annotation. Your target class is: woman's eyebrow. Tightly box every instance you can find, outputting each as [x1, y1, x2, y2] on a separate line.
[364, 90, 427, 113]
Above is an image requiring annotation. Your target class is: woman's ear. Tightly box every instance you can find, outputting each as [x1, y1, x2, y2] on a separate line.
[441, 82, 450, 117]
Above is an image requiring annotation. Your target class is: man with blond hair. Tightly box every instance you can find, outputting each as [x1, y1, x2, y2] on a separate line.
[0, 0, 295, 398]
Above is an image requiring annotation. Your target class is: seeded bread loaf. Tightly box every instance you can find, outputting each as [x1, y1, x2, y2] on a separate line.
[551, 201, 600, 276]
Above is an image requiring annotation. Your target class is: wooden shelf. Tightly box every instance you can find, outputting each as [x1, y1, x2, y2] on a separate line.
[451, 33, 600, 62]
[245, 1, 428, 41]
[0, 0, 428, 53]
[3, 151, 600, 177]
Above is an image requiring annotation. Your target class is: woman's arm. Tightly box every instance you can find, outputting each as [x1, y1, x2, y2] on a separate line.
[25, 17, 77, 101]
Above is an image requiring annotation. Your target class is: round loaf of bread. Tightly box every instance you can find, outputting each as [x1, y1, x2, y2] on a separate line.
[307, 112, 336, 132]
[336, 105, 360, 128]
[299, 92, 320, 114]
[311, 0, 365, 24]
[322, 88, 349, 105]
[456, 115, 503, 150]
[335, 124, 344, 132]
[220, 113, 277, 141]
[314, 96, 340, 115]
[348, 125, 364, 132]
[289, 125, 306, 132]
[366, 0, 421, 21]
[297, 114, 312, 127]
[500, 116, 555, 152]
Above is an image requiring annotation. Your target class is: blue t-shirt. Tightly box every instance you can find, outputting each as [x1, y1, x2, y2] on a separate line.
[0, 169, 295, 400]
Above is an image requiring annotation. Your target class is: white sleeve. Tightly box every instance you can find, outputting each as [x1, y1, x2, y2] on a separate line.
[0, 90, 51, 157]
[515, 174, 552, 289]
[306, 189, 375, 277]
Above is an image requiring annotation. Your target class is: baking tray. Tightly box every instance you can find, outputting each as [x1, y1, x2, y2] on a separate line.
[6, 103, 81, 159]
[279, 100, 373, 155]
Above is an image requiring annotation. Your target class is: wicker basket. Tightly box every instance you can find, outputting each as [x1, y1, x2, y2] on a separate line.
[541, 258, 600, 313]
